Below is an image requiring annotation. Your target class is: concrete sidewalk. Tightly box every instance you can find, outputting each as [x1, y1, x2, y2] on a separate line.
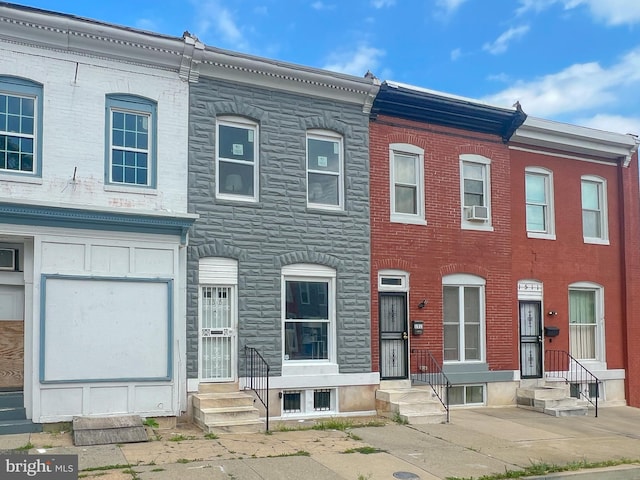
[0, 406, 639, 479]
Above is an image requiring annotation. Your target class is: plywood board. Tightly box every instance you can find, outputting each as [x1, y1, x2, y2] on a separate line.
[0, 321, 23, 389]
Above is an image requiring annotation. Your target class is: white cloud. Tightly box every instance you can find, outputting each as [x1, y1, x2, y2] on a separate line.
[517, 0, 640, 25]
[450, 48, 462, 61]
[312, 1, 335, 10]
[322, 44, 385, 76]
[436, 0, 469, 14]
[371, 0, 396, 8]
[575, 114, 640, 136]
[483, 25, 530, 55]
[482, 47, 640, 117]
[192, 0, 248, 51]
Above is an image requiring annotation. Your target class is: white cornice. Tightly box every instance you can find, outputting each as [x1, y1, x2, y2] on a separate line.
[199, 47, 380, 113]
[0, 4, 200, 78]
[511, 116, 639, 166]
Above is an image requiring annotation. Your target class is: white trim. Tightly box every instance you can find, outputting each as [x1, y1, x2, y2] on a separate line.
[509, 146, 621, 166]
[568, 281, 606, 369]
[215, 116, 259, 203]
[306, 129, 344, 211]
[525, 167, 555, 238]
[517, 279, 543, 301]
[580, 175, 609, 244]
[199, 257, 238, 284]
[460, 154, 492, 230]
[378, 269, 409, 292]
[389, 143, 426, 225]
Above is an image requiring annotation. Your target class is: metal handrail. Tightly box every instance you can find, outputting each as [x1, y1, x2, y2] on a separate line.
[545, 349, 600, 417]
[244, 345, 270, 431]
[410, 348, 451, 423]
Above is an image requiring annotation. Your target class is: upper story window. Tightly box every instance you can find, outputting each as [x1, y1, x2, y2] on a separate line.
[0, 76, 42, 177]
[443, 273, 485, 363]
[307, 130, 343, 210]
[581, 176, 608, 244]
[525, 167, 555, 239]
[390, 143, 425, 225]
[105, 94, 156, 188]
[460, 154, 492, 230]
[216, 116, 259, 202]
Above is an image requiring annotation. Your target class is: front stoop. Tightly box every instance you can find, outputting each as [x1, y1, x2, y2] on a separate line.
[376, 386, 447, 424]
[192, 386, 264, 434]
[0, 392, 42, 435]
[516, 384, 588, 417]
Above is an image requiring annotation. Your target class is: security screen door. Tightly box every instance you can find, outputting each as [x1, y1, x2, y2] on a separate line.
[519, 301, 542, 378]
[379, 292, 408, 379]
[200, 286, 235, 381]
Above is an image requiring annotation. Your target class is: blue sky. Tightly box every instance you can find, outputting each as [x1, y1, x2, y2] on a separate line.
[12, 0, 640, 135]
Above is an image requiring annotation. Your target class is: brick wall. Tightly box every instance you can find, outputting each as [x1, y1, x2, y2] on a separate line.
[187, 78, 371, 378]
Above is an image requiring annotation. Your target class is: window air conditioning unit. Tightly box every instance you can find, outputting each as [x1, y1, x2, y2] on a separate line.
[0, 248, 16, 271]
[466, 205, 489, 221]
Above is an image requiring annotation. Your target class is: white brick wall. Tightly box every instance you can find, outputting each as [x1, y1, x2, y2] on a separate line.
[0, 41, 189, 214]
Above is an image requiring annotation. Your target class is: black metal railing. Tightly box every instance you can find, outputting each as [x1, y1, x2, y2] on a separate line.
[410, 348, 451, 423]
[244, 345, 270, 431]
[545, 349, 600, 417]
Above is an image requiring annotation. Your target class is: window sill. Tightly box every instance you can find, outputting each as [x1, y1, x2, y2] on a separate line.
[390, 214, 427, 226]
[214, 198, 264, 209]
[527, 232, 556, 240]
[104, 184, 157, 195]
[282, 362, 339, 377]
[461, 222, 494, 232]
[216, 193, 259, 204]
[306, 207, 347, 216]
[583, 238, 610, 246]
[0, 173, 42, 184]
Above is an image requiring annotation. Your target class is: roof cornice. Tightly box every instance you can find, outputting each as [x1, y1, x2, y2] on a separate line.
[0, 2, 203, 80]
[198, 47, 380, 113]
[371, 81, 527, 142]
[511, 116, 639, 166]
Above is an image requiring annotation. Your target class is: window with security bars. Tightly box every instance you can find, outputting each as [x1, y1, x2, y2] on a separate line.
[283, 391, 302, 413]
[313, 389, 331, 411]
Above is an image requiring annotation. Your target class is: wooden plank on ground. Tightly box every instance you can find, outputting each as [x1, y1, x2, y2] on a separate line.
[73, 415, 149, 446]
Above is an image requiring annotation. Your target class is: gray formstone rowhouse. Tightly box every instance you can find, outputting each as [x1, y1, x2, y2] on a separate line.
[186, 49, 380, 419]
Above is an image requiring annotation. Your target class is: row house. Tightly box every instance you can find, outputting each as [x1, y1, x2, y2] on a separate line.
[0, 4, 198, 431]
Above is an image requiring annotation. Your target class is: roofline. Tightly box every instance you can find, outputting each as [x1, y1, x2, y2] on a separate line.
[371, 81, 526, 141]
[511, 116, 639, 166]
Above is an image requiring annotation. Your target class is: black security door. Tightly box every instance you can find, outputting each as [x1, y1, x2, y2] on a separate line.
[379, 292, 408, 379]
[520, 301, 543, 378]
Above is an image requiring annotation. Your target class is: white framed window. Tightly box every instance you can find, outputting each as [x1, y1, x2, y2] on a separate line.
[216, 116, 259, 202]
[390, 143, 425, 225]
[443, 274, 485, 363]
[448, 384, 485, 406]
[569, 282, 605, 366]
[281, 388, 335, 416]
[282, 264, 336, 363]
[307, 130, 343, 210]
[106, 94, 156, 187]
[378, 269, 409, 292]
[460, 154, 492, 230]
[581, 176, 608, 244]
[525, 167, 555, 239]
[0, 76, 42, 177]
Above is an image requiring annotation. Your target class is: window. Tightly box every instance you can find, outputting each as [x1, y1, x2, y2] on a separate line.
[106, 95, 156, 187]
[282, 264, 335, 362]
[0, 76, 42, 176]
[460, 154, 491, 228]
[569, 283, 604, 363]
[525, 168, 555, 238]
[314, 389, 331, 411]
[581, 176, 608, 244]
[0, 248, 17, 270]
[282, 391, 302, 413]
[216, 117, 258, 201]
[448, 385, 485, 405]
[282, 389, 335, 415]
[443, 274, 485, 362]
[390, 143, 425, 224]
[307, 130, 343, 209]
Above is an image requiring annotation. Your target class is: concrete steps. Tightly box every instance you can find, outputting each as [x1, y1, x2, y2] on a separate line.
[516, 384, 588, 417]
[192, 386, 264, 434]
[376, 385, 447, 425]
[0, 391, 42, 435]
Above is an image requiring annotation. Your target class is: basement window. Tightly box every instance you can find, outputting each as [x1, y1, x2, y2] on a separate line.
[448, 385, 485, 406]
[282, 391, 302, 413]
[570, 382, 599, 399]
[314, 389, 331, 411]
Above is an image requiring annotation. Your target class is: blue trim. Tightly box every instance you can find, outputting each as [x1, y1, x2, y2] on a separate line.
[0, 202, 194, 243]
[40, 274, 174, 384]
[105, 94, 158, 188]
[0, 76, 43, 178]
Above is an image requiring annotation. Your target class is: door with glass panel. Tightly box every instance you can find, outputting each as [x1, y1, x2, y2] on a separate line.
[199, 286, 236, 381]
[569, 289, 598, 361]
[519, 301, 542, 378]
[379, 292, 408, 379]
